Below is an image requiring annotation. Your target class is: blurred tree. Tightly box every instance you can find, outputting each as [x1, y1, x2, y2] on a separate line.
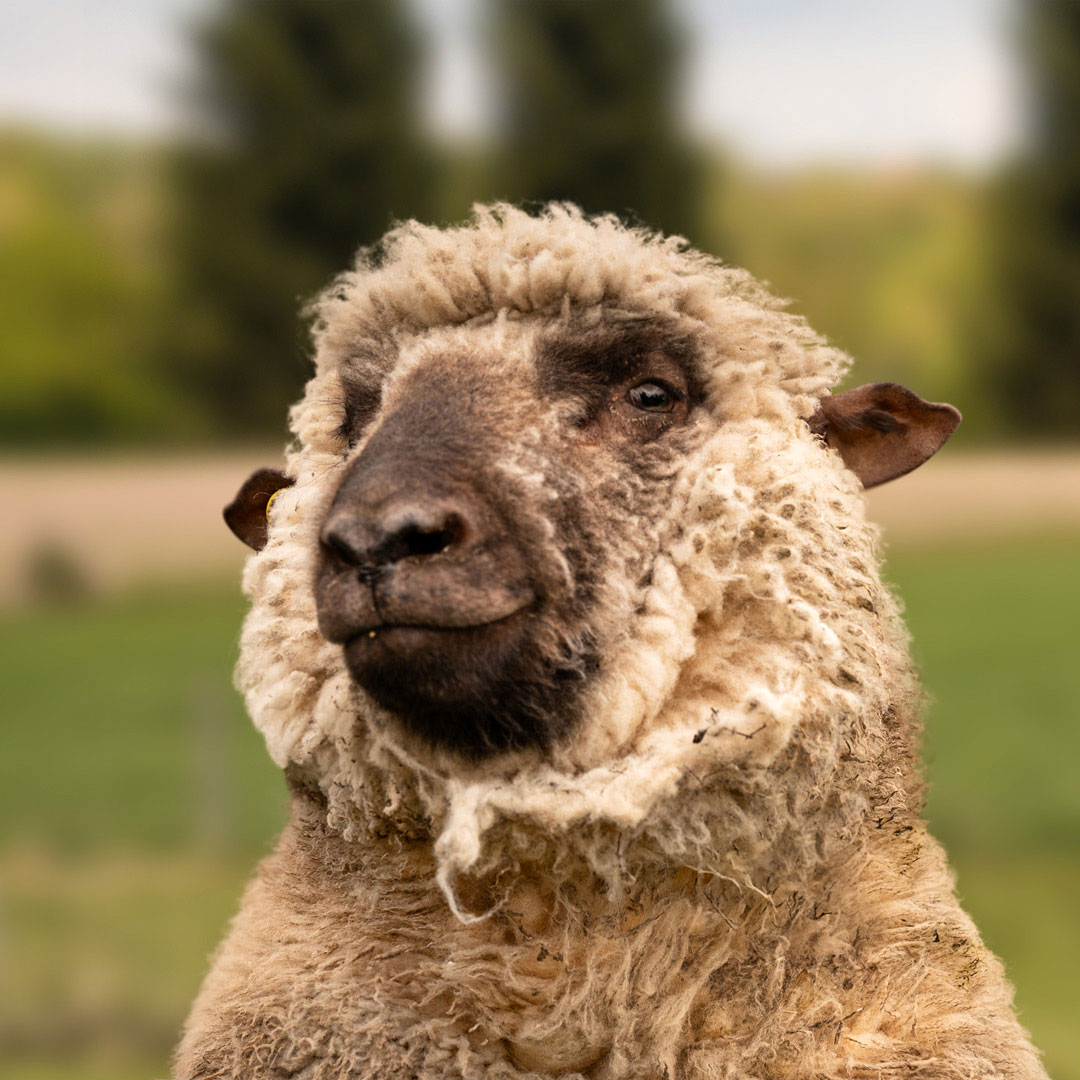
[168, 0, 434, 436]
[489, 0, 707, 248]
[992, 0, 1080, 436]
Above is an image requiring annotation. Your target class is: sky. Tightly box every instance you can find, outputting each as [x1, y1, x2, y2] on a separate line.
[0, 0, 1023, 168]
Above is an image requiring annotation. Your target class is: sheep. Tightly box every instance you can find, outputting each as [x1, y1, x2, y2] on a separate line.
[175, 204, 1047, 1080]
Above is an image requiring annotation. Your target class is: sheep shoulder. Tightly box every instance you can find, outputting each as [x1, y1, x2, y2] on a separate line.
[175, 792, 1043, 1080]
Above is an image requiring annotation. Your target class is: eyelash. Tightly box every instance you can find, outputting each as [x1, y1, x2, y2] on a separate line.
[630, 377, 683, 398]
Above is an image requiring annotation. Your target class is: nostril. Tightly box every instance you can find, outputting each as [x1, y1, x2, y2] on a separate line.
[320, 503, 472, 570]
[404, 514, 463, 556]
[377, 508, 468, 565]
[398, 525, 447, 558]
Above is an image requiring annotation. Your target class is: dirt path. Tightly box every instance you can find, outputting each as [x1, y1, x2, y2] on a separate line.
[3, 450, 1079, 605]
[2, 451, 269, 604]
[863, 450, 1080, 546]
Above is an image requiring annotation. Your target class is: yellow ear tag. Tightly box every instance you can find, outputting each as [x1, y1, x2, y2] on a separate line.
[265, 488, 283, 521]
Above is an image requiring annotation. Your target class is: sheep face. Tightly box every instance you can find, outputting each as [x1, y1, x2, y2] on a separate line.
[226, 206, 959, 893]
[312, 316, 704, 758]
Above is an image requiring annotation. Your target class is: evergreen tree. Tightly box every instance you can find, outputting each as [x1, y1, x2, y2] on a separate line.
[994, 0, 1080, 435]
[169, 0, 433, 436]
[489, 0, 706, 247]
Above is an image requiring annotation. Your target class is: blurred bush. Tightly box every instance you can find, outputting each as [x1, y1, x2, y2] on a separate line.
[0, 132, 181, 446]
[988, 0, 1080, 436]
[712, 165, 993, 437]
[24, 540, 92, 607]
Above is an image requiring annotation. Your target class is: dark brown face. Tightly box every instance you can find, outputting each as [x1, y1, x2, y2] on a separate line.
[313, 318, 703, 758]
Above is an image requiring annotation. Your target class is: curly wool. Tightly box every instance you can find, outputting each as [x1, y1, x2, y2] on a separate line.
[240, 205, 864, 871]
[176, 205, 1046, 1079]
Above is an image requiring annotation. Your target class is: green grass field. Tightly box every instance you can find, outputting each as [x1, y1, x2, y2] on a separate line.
[2, 537, 1077, 1079]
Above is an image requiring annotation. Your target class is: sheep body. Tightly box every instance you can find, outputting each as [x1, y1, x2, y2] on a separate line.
[175, 205, 1046, 1079]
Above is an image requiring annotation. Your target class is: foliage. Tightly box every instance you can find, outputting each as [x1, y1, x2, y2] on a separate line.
[989, 0, 1080, 436]
[714, 164, 995, 438]
[4, 0, 1080, 446]
[1, 129, 1023, 448]
[165, 0, 436, 436]
[488, 0, 707, 247]
[0, 132, 183, 446]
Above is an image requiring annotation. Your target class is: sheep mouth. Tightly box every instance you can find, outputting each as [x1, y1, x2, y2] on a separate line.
[339, 600, 585, 757]
[343, 604, 534, 654]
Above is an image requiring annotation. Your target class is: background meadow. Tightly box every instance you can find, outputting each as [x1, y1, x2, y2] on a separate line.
[2, 1, 1077, 1076]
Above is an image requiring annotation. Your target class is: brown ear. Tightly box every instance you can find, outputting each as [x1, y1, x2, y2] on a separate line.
[811, 382, 961, 489]
[223, 468, 295, 551]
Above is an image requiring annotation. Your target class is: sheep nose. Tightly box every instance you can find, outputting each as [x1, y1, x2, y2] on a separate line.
[320, 500, 471, 569]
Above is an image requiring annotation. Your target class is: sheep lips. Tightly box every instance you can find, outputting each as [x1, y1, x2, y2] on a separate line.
[313, 491, 562, 756]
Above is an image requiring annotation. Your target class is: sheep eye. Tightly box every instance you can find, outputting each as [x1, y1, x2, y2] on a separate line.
[627, 381, 676, 413]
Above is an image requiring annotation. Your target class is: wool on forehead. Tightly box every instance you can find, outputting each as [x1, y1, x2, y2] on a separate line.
[239, 203, 914, 911]
[293, 203, 849, 447]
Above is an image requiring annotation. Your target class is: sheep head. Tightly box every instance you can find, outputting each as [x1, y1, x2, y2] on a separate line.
[227, 204, 958, 907]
